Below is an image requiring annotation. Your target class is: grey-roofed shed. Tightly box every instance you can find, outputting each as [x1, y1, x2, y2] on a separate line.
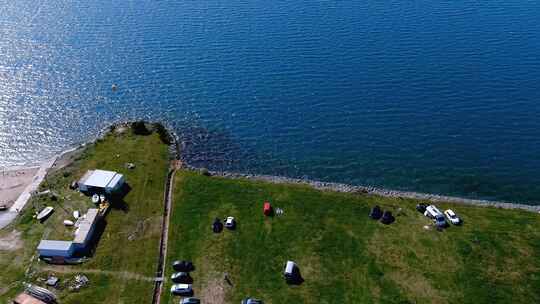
[37, 240, 74, 257]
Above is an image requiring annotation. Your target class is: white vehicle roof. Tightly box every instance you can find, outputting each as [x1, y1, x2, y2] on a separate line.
[285, 260, 296, 274]
[172, 283, 191, 289]
[426, 205, 443, 216]
[445, 209, 456, 217]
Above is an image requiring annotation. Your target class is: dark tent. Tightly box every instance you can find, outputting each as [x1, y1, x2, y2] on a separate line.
[212, 218, 223, 233]
[369, 205, 383, 220]
[380, 211, 395, 225]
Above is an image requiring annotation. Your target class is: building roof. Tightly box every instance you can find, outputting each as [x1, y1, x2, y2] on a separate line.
[108, 173, 124, 189]
[37, 240, 73, 251]
[81, 169, 118, 188]
[73, 208, 99, 244]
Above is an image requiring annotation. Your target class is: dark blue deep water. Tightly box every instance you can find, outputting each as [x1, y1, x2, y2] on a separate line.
[1, 0, 540, 203]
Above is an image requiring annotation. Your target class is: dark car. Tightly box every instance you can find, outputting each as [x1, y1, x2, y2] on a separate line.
[180, 297, 200, 304]
[416, 203, 428, 214]
[171, 272, 192, 284]
[369, 205, 383, 220]
[172, 260, 195, 272]
[380, 211, 395, 225]
[241, 298, 264, 304]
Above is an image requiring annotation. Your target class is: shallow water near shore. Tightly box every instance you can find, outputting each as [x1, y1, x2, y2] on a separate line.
[1, 0, 540, 204]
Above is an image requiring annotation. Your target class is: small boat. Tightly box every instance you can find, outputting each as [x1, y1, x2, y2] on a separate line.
[100, 194, 106, 202]
[63, 220, 74, 226]
[73, 210, 80, 219]
[37, 206, 54, 221]
[36, 190, 51, 196]
[111, 84, 118, 91]
[92, 194, 100, 204]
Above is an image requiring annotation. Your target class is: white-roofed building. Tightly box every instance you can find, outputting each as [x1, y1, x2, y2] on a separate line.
[73, 208, 99, 250]
[78, 169, 125, 194]
[37, 208, 101, 259]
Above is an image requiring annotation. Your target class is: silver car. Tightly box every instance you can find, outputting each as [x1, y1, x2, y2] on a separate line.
[241, 298, 263, 304]
[170, 283, 192, 296]
[180, 297, 200, 304]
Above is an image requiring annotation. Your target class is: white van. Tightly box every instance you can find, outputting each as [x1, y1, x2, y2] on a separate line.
[284, 261, 298, 282]
[424, 205, 447, 227]
[424, 205, 443, 218]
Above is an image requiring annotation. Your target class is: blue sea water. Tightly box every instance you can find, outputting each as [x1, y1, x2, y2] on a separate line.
[1, 0, 540, 204]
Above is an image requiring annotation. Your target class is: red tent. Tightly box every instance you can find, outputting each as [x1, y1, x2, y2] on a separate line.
[263, 201, 272, 216]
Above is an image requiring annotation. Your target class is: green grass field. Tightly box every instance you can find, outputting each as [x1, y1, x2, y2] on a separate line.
[163, 171, 540, 304]
[0, 125, 170, 303]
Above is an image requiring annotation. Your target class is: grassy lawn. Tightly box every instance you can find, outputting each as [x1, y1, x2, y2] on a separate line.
[0, 125, 170, 304]
[164, 171, 540, 304]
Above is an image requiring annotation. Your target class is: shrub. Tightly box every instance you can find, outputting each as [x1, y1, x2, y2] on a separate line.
[131, 121, 152, 135]
[154, 123, 172, 145]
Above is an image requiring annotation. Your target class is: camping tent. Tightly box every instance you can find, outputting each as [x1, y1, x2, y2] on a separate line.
[263, 202, 272, 216]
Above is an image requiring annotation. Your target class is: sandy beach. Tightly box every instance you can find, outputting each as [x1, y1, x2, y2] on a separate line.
[0, 167, 39, 209]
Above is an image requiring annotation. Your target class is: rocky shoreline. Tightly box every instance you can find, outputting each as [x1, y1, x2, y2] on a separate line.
[10, 121, 540, 216]
[180, 164, 540, 213]
[153, 121, 540, 213]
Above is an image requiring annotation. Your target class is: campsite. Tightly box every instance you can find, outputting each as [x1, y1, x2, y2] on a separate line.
[162, 171, 540, 304]
[1, 123, 539, 304]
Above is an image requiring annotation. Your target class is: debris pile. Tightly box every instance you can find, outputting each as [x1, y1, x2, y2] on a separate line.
[68, 274, 89, 292]
[45, 276, 59, 287]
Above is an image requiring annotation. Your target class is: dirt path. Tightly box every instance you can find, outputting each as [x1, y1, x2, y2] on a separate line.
[151, 164, 177, 304]
[40, 266, 159, 282]
[0, 230, 23, 251]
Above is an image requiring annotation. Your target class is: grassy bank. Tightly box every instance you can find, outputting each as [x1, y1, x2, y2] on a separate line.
[0, 125, 170, 303]
[164, 171, 540, 304]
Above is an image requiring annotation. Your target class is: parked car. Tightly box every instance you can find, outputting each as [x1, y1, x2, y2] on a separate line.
[224, 216, 236, 229]
[444, 209, 461, 225]
[284, 260, 300, 283]
[170, 283, 192, 296]
[424, 205, 447, 228]
[369, 205, 383, 220]
[424, 205, 443, 219]
[171, 272, 192, 284]
[433, 214, 447, 228]
[0, 204, 7, 211]
[241, 298, 264, 304]
[172, 260, 194, 272]
[416, 203, 428, 213]
[180, 297, 200, 304]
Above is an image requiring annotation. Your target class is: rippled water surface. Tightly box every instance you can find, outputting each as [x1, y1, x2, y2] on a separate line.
[1, 0, 540, 203]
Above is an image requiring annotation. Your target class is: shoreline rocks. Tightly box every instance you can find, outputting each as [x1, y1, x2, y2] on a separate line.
[182, 165, 540, 213]
[23, 122, 540, 214]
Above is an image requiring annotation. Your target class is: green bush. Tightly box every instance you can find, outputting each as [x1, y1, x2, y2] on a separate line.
[154, 123, 172, 145]
[131, 121, 151, 135]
